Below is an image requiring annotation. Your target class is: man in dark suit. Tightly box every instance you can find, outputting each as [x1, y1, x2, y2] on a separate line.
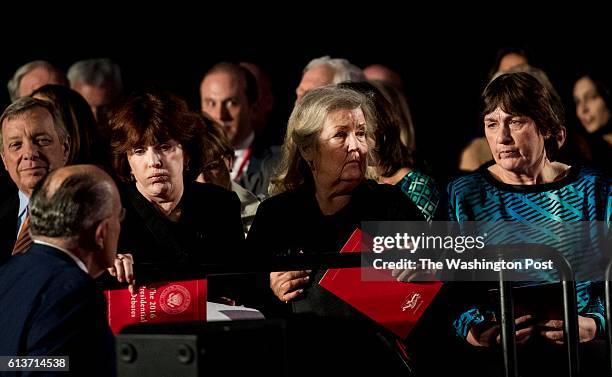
[0, 165, 133, 376]
[200, 62, 280, 196]
[0, 97, 71, 264]
[0, 173, 18, 263]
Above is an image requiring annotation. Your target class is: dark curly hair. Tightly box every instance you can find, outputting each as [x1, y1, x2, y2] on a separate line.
[109, 91, 205, 182]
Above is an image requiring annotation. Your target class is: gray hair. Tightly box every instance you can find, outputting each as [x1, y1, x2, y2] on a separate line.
[0, 97, 70, 154]
[304, 56, 365, 84]
[29, 171, 114, 245]
[7, 60, 66, 102]
[67, 58, 122, 93]
[270, 85, 375, 195]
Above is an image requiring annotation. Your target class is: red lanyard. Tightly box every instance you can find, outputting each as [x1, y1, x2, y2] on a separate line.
[234, 148, 252, 181]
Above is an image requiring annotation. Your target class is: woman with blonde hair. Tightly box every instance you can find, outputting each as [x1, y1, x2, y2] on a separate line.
[248, 86, 422, 315]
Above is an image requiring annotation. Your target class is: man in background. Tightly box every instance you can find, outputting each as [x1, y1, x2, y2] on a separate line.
[67, 58, 123, 127]
[200, 62, 279, 196]
[7, 60, 68, 102]
[295, 55, 364, 103]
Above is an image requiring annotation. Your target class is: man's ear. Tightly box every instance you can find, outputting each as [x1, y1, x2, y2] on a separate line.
[1, 151, 7, 171]
[1, 124, 8, 171]
[61, 136, 71, 164]
[249, 102, 258, 117]
[94, 219, 108, 251]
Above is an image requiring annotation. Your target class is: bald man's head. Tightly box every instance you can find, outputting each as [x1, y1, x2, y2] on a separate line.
[45, 165, 115, 199]
[29, 164, 122, 277]
[29, 164, 119, 240]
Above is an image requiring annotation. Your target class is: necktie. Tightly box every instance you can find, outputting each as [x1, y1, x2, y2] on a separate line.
[12, 215, 32, 255]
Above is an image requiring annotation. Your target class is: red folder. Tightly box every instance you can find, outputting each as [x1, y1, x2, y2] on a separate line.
[104, 279, 207, 334]
[319, 229, 442, 339]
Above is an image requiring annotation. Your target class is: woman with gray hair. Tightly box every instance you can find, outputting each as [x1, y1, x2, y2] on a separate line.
[247, 86, 423, 317]
[448, 72, 610, 376]
[460, 64, 566, 171]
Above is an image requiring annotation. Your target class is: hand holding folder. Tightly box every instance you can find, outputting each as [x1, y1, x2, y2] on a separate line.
[270, 269, 311, 303]
[319, 229, 442, 339]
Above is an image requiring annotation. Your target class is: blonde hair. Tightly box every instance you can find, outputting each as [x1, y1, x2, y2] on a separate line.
[269, 85, 375, 195]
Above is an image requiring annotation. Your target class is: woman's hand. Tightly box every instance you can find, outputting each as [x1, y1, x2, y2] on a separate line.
[466, 314, 535, 347]
[108, 253, 136, 295]
[538, 316, 597, 345]
[269, 270, 311, 303]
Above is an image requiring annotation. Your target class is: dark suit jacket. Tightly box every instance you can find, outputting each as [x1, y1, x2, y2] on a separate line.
[0, 243, 115, 377]
[239, 144, 281, 197]
[246, 180, 425, 317]
[118, 181, 245, 300]
[0, 174, 19, 266]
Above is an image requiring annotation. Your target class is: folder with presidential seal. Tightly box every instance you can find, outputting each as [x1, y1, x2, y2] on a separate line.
[319, 229, 442, 339]
[104, 279, 208, 334]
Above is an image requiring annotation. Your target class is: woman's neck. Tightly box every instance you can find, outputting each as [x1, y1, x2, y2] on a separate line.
[314, 183, 353, 216]
[489, 159, 570, 185]
[152, 197, 183, 221]
[138, 184, 184, 221]
[377, 166, 412, 185]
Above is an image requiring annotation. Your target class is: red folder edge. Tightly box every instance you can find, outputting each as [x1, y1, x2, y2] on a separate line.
[319, 229, 442, 339]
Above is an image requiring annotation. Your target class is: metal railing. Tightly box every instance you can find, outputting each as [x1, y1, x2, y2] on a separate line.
[494, 244, 579, 377]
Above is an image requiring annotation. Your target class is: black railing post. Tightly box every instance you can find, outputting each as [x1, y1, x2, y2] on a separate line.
[495, 245, 579, 377]
[604, 261, 612, 377]
[499, 275, 518, 377]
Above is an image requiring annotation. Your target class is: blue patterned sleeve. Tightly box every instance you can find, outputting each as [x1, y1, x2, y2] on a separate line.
[453, 307, 492, 339]
[454, 307, 483, 339]
[446, 181, 458, 222]
[578, 281, 606, 337]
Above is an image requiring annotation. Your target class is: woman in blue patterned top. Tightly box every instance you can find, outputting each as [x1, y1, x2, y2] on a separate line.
[447, 72, 611, 374]
[338, 81, 441, 221]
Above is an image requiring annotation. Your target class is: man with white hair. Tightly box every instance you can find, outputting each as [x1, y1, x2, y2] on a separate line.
[7, 60, 68, 102]
[295, 55, 365, 103]
[67, 58, 123, 122]
[0, 97, 70, 263]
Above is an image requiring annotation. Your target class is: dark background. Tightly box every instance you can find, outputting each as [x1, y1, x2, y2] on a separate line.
[1, 9, 609, 184]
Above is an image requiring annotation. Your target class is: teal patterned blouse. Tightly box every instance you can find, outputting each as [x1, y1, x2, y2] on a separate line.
[448, 164, 611, 339]
[396, 170, 441, 221]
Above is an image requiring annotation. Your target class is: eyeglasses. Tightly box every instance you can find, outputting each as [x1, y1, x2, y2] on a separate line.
[202, 159, 223, 173]
[202, 154, 232, 173]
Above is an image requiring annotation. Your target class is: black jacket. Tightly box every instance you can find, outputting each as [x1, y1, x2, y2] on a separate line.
[238, 144, 281, 196]
[0, 174, 18, 265]
[0, 243, 116, 377]
[246, 180, 424, 317]
[118, 181, 245, 300]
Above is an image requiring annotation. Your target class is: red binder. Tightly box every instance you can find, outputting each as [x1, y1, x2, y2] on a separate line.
[104, 279, 207, 334]
[319, 229, 442, 339]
